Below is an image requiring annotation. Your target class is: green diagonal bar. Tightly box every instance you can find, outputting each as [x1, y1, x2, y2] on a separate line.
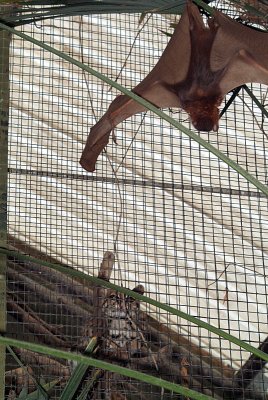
[0, 336, 215, 400]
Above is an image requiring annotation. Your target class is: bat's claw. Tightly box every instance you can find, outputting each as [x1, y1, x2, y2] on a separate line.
[112, 129, 118, 145]
[213, 123, 219, 132]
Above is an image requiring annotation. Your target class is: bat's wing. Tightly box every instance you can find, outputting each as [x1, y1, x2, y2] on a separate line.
[210, 10, 268, 95]
[80, 5, 192, 172]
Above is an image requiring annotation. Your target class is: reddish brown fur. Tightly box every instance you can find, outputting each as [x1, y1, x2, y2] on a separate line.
[183, 96, 223, 131]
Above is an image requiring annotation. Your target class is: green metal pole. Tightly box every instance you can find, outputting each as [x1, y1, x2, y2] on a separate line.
[0, 20, 10, 399]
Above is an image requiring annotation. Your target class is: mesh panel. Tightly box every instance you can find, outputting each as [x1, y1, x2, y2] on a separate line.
[5, 3, 268, 399]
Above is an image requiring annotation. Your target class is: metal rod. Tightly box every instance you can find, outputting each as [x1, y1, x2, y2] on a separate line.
[0, 18, 11, 399]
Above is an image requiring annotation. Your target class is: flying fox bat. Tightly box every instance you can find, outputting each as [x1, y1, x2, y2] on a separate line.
[80, 1, 268, 172]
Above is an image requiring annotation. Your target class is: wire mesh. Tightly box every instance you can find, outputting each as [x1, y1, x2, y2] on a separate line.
[5, 2, 268, 399]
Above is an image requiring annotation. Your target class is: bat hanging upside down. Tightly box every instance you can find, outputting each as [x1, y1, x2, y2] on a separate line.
[80, 0, 268, 172]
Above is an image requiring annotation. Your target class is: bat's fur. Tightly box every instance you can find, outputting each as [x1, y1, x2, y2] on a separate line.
[170, 3, 225, 131]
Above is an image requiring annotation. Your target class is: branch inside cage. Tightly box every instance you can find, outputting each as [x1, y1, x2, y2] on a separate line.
[6, 244, 265, 399]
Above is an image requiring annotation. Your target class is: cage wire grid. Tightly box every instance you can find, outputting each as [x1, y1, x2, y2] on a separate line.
[4, 2, 268, 399]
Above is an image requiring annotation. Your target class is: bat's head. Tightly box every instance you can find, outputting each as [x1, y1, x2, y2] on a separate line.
[192, 114, 219, 132]
[183, 96, 222, 132]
